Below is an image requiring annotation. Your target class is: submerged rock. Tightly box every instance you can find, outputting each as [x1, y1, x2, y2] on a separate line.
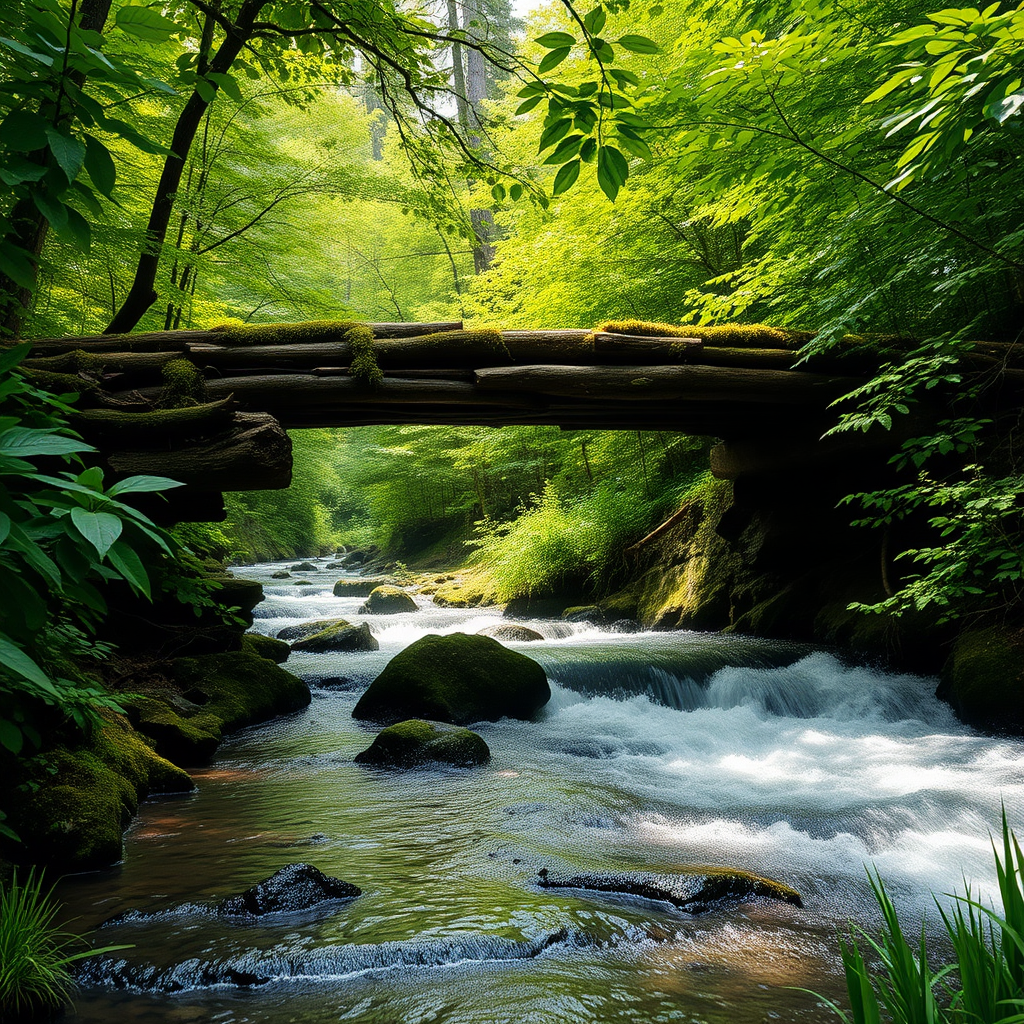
[270, 570, 291, 579]
[291, 620, 378, 653]
[358, 585, 417, 614]
[536, 868, 802, 913]
[355, 719, 490, 767]
[218, 863, 360, 916]
[477, 624, 545, 642]
[291, 562, 318, 572]
[939, 625, 1024, 733]
[352, 632, 550, 725]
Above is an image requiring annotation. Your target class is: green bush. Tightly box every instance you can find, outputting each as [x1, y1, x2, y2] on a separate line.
[0, 869, 128, 1020]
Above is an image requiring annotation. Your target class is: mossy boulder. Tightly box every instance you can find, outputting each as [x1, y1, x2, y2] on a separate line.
[241, 632, 291, 664]
[332, 576, 397, 597]
[939, 625, 1024, 733]
[170, 651, 311, 733]
[271, 570, 291, 579]
[503, 596, 574, 619]
[358, 585, 417, 614]
[121, 694, 222, 765]
[291, 561, 318, 572]
[562, 605, 604, 623]
[477, 624, 545, 642]
[354, 719, 490, 768]
[352, 633, 550, 725]
[291, 620, 378, 653]
[4, 711, 194, 871]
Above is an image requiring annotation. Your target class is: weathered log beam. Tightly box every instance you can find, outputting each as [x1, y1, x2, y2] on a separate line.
[26, 320, 464, 354]
[473, 364, 858, 403]
[104, 411, 291, 491]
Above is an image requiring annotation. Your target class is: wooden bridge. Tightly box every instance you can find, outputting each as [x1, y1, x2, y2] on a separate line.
[23, 319, 1017, 521]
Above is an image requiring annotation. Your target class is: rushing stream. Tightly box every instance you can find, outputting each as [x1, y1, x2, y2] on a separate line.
[58, 562, 1024, 1024]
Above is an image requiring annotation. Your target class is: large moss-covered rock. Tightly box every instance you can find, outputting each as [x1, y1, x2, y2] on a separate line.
[332, 577, 397, 597]
[241, 632, 291, 663]
[5, 711, 193, 871]
[354, 719, 490, 767]
[291, 620, 378, 653]
[358, 585, 417, 614]
[170, 651, 311, 732]
[939, 625, 1024, 733]
[352, 633, 549, 725]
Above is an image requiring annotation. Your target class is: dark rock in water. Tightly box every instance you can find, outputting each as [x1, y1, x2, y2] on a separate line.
[503, 596, 573, 620]
[561, 605, 604, 623]
[291, 620, 378, 653]
[240, 632, 290, 664]
[608, 618, 642, 634]
[315, 676, 354, 689]
[536, 869, 802, 913]
[355, 719, 489, 768]
[291, 562, 318, 573]
[358, 585, 417, 614]
[271, 570, 291, 579]
[353, 632, 550, 725]
[477, 624, 545, 642]
[218, 863, 360, 916]
[293, 579, 313, 586]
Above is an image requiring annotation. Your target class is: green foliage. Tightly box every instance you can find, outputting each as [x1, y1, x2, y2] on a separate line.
[815, 813, 1024, 1024]
[0, 868, 130, 1019]
[0, 343, 184, 757]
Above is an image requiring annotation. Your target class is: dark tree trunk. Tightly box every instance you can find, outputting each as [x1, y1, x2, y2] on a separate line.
[104, 0, 267, 334]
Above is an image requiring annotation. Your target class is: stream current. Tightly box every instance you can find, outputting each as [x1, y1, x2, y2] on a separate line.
[59, 562, 1024, 1024]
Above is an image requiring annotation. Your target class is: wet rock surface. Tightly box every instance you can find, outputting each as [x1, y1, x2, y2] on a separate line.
[358, 585, 417, 614]
[536, 869, 802, 913]
[218, 863, 361, 916]
[354, 719, 490, 767]
[477, 624, 545, 642]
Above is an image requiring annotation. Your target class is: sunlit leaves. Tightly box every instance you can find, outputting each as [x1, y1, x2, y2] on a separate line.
[616, 34, 660, 54]
[114, 5, 182, 42]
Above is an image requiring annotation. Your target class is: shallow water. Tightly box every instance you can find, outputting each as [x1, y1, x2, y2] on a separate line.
[58, 560, 1024, 1023]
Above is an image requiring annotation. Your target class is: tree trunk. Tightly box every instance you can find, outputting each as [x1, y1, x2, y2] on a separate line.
[104, 0, 267, 334]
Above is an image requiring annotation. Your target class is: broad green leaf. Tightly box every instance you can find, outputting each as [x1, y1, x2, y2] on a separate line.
[70, 507, 123, 560]
[491, 183, 506, 202]
[0, 719, 23, 755]
[0, 342, 30, 374]
[584, 7, 607, 34]
[207, 72, 242, 102]
[32, 191, 68, 233]
[0, 157, 48, 187]
[552, 158, 581, 195]
[539, 117, 573, 150]
[516, 95, 543, 115]
[84, 135, 116, 196]
[115, 5, 181, 42]
[106, 539, 151, 598]
[106, 474, 184, 496]
[986, 91, 1024, 123]
[65, 208, 92, 250]
[538, 47, 572, 74]
[0, 110, 49, 151]
[0, 36, 54, 66]
[509, 183, 523, 201]
[616, 34, 660, 54]
[45, 128, 86, 183]
[0, 511, 9, 544]
[0, 427, 94, 458]
[536, 32, 576, 48]
[544, 134, 586, 164]
[0, 635, 56, 692]
[194, 77, 217, 103]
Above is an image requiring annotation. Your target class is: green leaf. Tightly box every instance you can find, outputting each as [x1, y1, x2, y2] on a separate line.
[0, 719, 23, 755]
[0, 36, 54, 67]
[0, 427, 93, 458]
[70, 507, 123, 560]
[0, 246, 36, 290]
[491, 182, 506, 202]
[84, 135, 116, 196]
[543, 134, 586, 164]
[0, 342, 30, 374]
[65, 207, 91, 250]
[539, 117, 573, 150]
[536, 32, 576, 48]
[616, 34, 660, 54]
[207, 72, 242, 102]
[0, 635, 56, 693]
[515, 95, 543, 115]
[115, 5, 182, 42]
[598, 143, 629, 185]
[986, 91, 1024, 123]
[0, 157, 48, 187]
[106, 539, 151, 598]
[0, 110, 49, 152]
[538, 47, 572, 74]
[584, 7, 607, 34]
[45, 128, 86, 184]
[194, 77, 217, 103]
[106, 474, 184, 496]
[552, 158, 581, 195]
[31, 191, 68, 233]
[0, 511, 10, 544]
[509, 183, 523, 201]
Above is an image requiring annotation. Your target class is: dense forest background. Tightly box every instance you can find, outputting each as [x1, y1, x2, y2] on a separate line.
[3, 0, 1023, 618]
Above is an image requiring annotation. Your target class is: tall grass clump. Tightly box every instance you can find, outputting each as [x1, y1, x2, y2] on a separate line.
[0, 870, 128, 1022]
[818, 812, 1023, 1024]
